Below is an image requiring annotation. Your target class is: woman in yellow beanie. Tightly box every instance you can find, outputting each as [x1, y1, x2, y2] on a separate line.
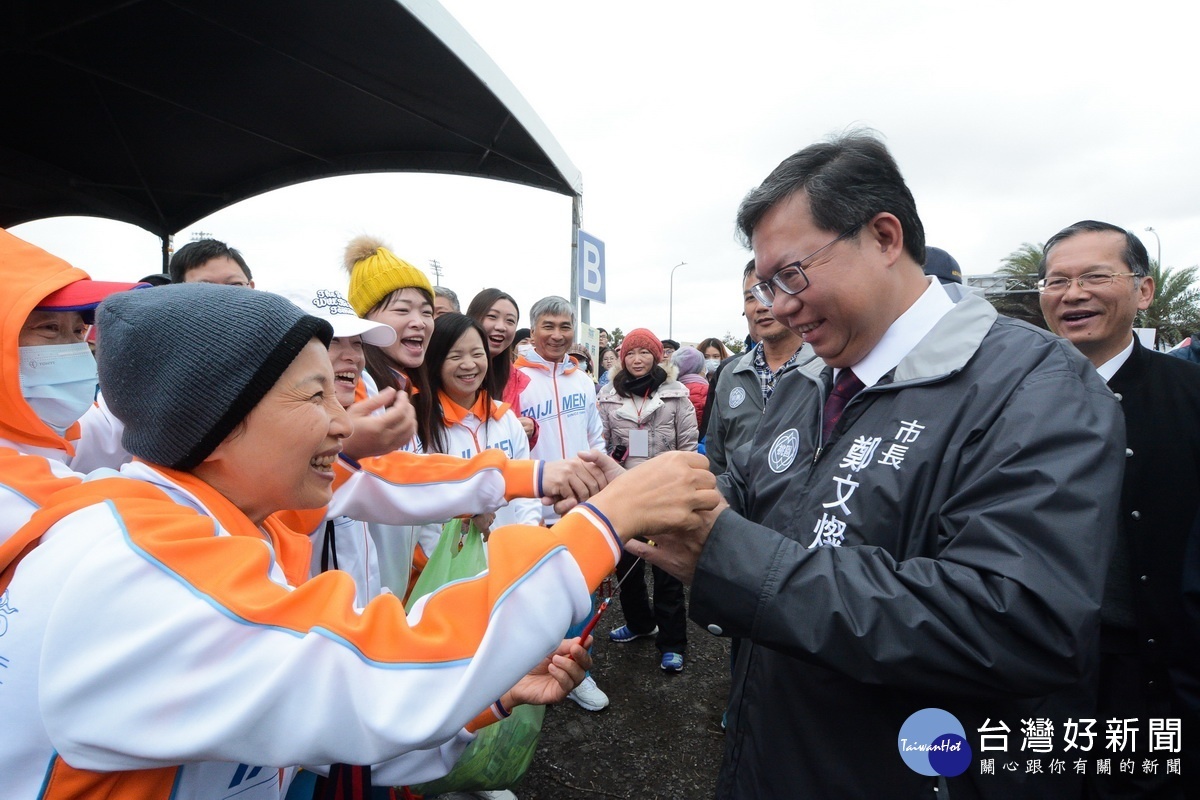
[342, 235, 439, 447]
[343, 235, 451, 599]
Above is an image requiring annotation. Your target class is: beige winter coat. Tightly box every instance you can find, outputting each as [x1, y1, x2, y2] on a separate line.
[596, 367, 699, 468]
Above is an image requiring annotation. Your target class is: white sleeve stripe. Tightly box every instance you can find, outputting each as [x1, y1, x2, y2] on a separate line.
[569, 504, 623, 562]
[366, 465, 505, 490]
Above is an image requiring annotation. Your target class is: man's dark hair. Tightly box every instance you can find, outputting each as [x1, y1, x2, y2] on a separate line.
[742, 259, 756, 281]
[736, 131, 926, 266]
[168, 239, 252, 283]
[1039, 220, 1150, 280]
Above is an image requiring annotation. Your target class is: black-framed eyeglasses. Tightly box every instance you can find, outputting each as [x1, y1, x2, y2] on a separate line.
[750, 225, 863, 308]
[1037, 272, 1143, 294]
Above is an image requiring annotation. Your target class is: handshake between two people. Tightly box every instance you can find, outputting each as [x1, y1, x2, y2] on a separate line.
[506, 450, 725, 711]
[334, 388, 725, 582]
[542, 450, 728, 584]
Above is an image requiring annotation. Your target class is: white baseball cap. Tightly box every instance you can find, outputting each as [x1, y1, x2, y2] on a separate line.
[272, 283, 396, 346]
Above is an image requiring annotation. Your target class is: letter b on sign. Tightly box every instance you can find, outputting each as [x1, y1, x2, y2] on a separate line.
[577, 230, 606, 303]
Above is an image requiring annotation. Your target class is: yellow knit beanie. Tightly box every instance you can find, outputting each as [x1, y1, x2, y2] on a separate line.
[341, 234, 433, 317]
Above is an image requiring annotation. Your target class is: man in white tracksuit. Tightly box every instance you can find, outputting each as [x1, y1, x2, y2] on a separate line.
[513, 295, 609, 711]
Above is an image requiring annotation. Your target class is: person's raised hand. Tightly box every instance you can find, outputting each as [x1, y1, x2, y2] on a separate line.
[588, 451, 721, 544]
[625, 496, 728, 584]
[340, 387, 417, 460]
[470, 512, 496, 541]
[541, 454, 611, 514]
[575, 449, 625, 484]
[503, 637, 593, 708]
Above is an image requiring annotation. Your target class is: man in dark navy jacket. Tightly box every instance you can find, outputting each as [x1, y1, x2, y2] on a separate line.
[629, 135, 1125, 799]
[1040, 220, 1200, 799]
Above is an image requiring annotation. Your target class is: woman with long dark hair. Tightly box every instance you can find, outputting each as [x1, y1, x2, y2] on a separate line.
[342, 234, 441, 594]
[419, 313, 542, 531]
[697, 336, 730, 375]
[466, 288, 539, 446]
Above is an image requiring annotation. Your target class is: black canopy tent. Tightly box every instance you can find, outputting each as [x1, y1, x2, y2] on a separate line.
[1, 0, 583, 269]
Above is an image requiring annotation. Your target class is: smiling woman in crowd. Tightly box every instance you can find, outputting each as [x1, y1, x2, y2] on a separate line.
[0, 283, 630, 799]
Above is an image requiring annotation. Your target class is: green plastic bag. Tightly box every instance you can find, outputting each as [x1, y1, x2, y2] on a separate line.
[405, 520, 546, 794]
[405, 519, 488, 613]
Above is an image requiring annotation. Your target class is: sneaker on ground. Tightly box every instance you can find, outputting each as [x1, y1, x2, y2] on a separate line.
[660, 652, 685, 672]
[608, 624, 658, 643]
[567, 674, 609, 711]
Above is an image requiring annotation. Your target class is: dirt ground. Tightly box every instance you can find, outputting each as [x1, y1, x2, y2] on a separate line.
[515, 588, 731, 800]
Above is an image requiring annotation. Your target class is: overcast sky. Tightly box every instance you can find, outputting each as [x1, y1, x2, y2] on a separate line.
[14, 0, 1200, 345]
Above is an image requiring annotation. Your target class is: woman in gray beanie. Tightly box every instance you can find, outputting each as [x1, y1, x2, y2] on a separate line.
[0, 282, 638, 799]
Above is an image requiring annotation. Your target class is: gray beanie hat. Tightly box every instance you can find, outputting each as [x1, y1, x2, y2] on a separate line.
[96, 283, 333, 470]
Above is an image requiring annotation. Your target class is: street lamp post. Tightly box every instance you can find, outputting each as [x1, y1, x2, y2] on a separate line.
[1144, 226, 1162, 267]
[668, 261, 687, 340]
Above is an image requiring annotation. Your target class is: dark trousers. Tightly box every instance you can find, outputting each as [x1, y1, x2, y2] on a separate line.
[615, 551, 687, 653]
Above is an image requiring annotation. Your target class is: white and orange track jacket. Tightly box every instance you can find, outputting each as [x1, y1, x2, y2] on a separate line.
[433, 392, 542, 528]
[0, 461, 621, 799]
[513, 351, 605, 524]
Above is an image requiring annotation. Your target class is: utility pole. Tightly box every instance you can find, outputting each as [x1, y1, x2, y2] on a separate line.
[668, 261, 687, 339]
[429, 259, 443, 286]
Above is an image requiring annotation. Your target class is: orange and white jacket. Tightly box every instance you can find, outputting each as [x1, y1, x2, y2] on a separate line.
[0, 461, 621, 799]
[306, 447, 545, 605]
[68, 390, 551, 605]
[434, 392, 542, 528]
[0, 229, 97, 547]
[513, 351, 605, 524]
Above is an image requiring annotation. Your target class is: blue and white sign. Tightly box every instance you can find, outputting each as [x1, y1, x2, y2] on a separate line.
[577, 230, 606, 303]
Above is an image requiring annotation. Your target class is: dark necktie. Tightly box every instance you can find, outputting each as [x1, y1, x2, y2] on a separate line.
[822, 368, 865, 440]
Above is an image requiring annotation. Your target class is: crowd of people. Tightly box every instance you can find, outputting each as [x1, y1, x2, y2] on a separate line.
[1, 129, 1199, 800]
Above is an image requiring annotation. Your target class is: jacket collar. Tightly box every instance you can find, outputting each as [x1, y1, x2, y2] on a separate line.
[124, 461, 315, 587]
[438, 390, 510, 425]
[1109, 334, 1149, 387]
[790, 285, 997, 391]
[514, 349, 578, 376]
[890, 284, 996, 384]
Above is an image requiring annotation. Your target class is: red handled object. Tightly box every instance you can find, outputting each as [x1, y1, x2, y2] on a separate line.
[578, 596, 611, 643]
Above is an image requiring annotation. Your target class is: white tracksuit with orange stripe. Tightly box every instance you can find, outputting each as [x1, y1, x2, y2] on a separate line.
[65, 389, 551, 605]
[302, 446, 545, 604]
[433, 392, 542, 529]
[514, 351, 605, 524]
[0, 461, 622, 800]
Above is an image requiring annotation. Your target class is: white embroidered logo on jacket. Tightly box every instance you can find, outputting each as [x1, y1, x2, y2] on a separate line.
[768, 428, 799, 473]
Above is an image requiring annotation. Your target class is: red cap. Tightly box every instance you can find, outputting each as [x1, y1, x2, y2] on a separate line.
[36, 279, 146, 313]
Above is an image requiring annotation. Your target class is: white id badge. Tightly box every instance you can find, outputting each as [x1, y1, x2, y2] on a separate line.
[628, 428, 650, 458]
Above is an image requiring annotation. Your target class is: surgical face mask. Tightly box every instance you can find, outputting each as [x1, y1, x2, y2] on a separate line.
[516, 343, 535, 358]
[704, 358, 721, 373]
[18, 342, 98, 434]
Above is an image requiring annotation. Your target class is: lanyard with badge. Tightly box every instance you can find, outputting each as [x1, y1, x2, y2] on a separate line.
[628, 391, 651, 458]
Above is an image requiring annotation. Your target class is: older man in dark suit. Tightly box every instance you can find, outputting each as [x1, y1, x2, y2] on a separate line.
[1040, 220, 1200, 799]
